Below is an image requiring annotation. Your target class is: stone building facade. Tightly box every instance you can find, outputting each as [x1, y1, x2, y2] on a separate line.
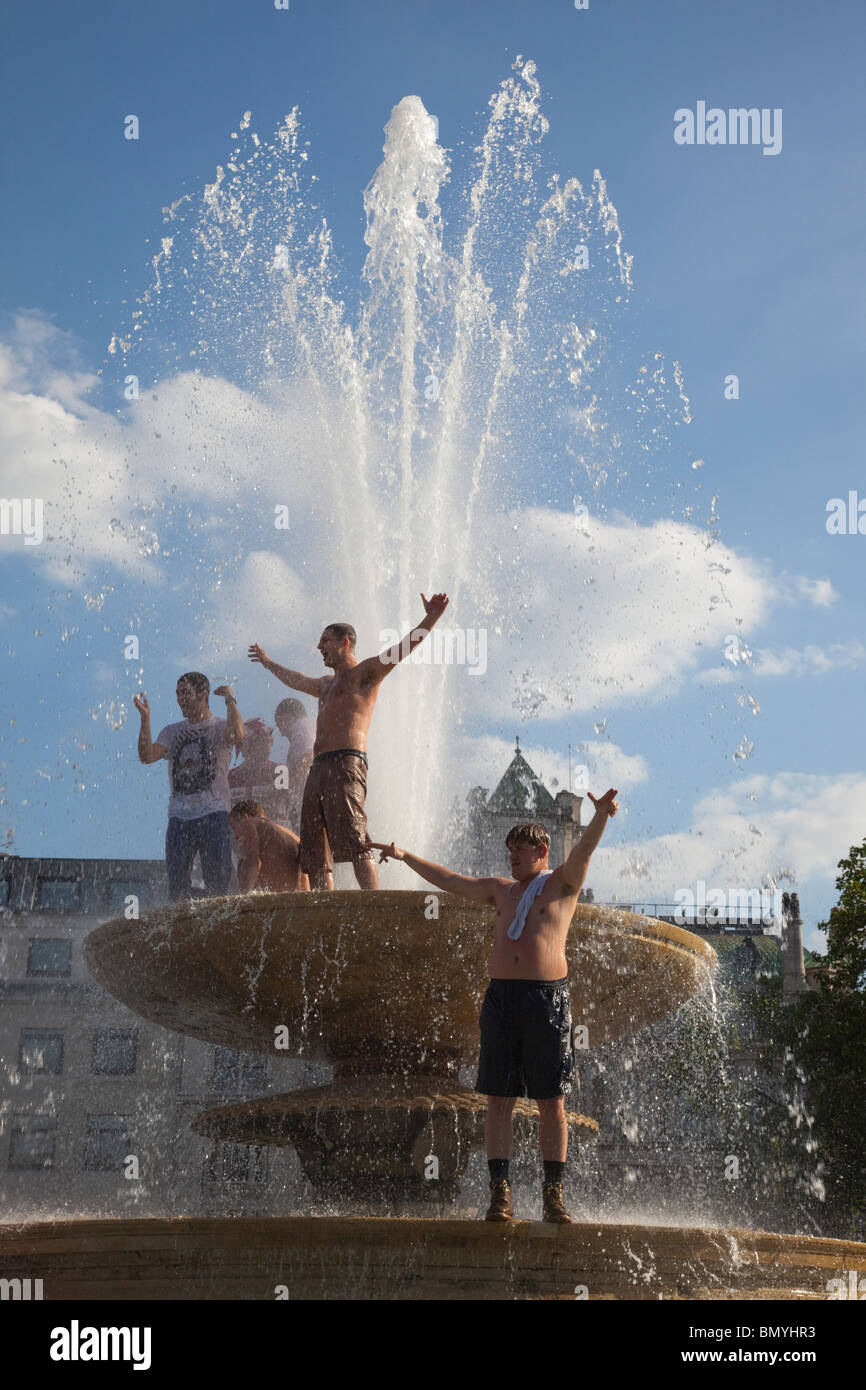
[0, 853, 320, 1221]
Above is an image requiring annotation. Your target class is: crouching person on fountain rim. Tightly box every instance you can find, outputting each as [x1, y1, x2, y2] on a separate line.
[371, 787, 619, 1225]
[134, 674, 245, 902]
[229, 799, 309, 893]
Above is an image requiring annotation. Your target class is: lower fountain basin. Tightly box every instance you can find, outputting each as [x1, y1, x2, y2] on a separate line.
[2, 1216, 862, 1300]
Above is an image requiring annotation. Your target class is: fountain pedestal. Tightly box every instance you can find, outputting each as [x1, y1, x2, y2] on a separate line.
[196, 1073, 598, 1204]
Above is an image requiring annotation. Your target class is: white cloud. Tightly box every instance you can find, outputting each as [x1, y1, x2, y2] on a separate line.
[585, 770, 866, 945]
[779, 573, 838, 608]
[458, 506, 776, 718]
[0, 314, 350, 585]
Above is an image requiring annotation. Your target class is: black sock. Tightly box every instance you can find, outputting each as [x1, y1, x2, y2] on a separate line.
[488, 1158, 510, 1184]
[543, 1160, 566, 1185]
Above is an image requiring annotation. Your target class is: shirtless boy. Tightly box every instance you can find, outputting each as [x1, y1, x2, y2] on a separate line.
[229, 800, 309, 892]
[248, 593, 449, 890]
[372, 786, 618, 1223]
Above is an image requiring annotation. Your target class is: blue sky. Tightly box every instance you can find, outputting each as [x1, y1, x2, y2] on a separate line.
[1, 0, 864, 945]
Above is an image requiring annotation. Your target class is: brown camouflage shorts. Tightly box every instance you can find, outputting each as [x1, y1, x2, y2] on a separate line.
[298, 750, 375, 875]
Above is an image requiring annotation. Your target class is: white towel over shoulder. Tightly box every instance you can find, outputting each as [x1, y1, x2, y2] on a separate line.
[506, 870, 553, 940]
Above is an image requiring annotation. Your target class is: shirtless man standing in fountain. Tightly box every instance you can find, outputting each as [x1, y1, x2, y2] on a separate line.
[372, 786, 618, 1224]
[248, 593, 449, 890]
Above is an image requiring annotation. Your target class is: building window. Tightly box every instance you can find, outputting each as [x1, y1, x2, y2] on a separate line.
[19, 1029, 64, 1075]
[211, 1046, 268, 1093]
[205, 1142, 267, 1185]
[211, 1046, 239, 1092]
[8, 1114, 57, 1171]
[27, 939, 72, 977]
[35, 879, 80, 912]
[0, 877, 9, 907]
[91, 1029, 138, 1076]
[81, 881, 107, 914]
[83, 1115, 133, 1172]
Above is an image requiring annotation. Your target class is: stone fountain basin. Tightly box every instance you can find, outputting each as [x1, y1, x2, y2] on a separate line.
[84, 891, 715, 1060]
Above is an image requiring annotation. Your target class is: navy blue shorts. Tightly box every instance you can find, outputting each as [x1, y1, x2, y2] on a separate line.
[475, 977, 574, 1100]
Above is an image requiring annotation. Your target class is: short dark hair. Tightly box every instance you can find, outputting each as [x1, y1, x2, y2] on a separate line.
[505, 822, 551, 852]
[229, 799, 267, 820]
[275, 697, 307, 726]
[178, 671, 210, 697]
[325, 623, 356, 649]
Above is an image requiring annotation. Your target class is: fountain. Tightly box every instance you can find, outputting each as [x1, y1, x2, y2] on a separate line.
[0, 891, 859, 1299]
[80, 892, 714, 1207]
[2, 61, 864, 1301]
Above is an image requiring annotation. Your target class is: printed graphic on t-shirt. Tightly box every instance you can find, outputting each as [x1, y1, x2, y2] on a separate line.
[171, 727, 217, 796]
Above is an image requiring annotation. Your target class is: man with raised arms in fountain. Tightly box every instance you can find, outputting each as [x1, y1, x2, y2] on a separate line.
[248, 593, 449, 890]
[372, 786, 618, 1224]
[134, 674, 245, 902]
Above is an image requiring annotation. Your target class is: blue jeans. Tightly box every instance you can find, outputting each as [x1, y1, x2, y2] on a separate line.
[165, 812, 232, 901]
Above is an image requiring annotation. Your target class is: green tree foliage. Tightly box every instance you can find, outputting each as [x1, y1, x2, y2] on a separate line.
[744, 845, 866, 1238]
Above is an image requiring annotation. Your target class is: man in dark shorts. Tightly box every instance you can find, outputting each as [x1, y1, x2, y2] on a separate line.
[247, 592, 449, 889]
[372, 786, 619, 1223]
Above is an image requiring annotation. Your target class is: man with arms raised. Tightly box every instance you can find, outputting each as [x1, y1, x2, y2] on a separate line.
[373, 786, 618, 1223]
[248, 593, 449, 890]
[134, 674, 244, 901]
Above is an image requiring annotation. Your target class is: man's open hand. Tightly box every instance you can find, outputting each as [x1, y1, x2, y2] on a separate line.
[369, 841, 405, 864]
[133, 693, 150, 718]
[248, 643, 270, 666]
[421, 592, 449, 622]
[588, 788, 619, 817]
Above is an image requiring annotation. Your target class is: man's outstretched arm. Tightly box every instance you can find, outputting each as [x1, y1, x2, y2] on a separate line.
[560, 788, 619, 893]
[361, 592, 450, 683]
[248, 643, 323, 698]
[371, 842, 499, 905]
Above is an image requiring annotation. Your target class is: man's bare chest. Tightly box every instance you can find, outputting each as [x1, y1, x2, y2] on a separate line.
[319, 677, 361, 711]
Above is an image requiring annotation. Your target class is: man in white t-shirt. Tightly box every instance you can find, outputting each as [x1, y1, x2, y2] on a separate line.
[134, 672, 245, 901]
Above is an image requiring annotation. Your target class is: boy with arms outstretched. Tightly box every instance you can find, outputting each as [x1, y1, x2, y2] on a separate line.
[372, 787, 618, 1223]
